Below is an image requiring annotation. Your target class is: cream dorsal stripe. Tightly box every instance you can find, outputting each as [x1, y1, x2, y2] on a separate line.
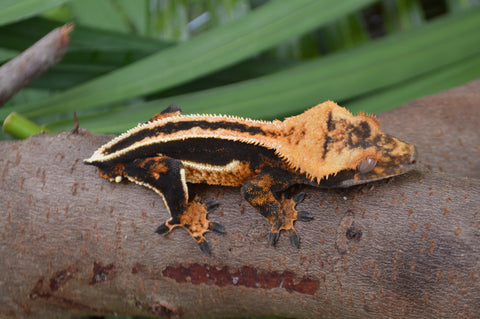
[85, 113, 284, 163]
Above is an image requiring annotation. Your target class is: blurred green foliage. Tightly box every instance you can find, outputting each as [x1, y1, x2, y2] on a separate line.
[1, 0, 479, 141]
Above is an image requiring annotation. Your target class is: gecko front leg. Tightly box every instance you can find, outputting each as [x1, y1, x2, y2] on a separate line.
[121, 156, 224, 255]
[241, 168, 313, 248]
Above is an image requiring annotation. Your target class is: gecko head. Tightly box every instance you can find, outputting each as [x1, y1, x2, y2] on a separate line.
[327, 132, 417, 188]
[281, 101, 416, 187]
[316, 108, 417, 188]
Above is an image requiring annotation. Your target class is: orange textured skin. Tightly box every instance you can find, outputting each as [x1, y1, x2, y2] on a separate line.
[279, 101, 381, 181]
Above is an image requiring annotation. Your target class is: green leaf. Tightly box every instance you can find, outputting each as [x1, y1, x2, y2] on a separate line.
[0, 17, 172, 90]
[150, 0, 189, 41]
[323, 13, 369, 52]
[0, 47, 18, 62]
[383, 0, 425, 32]
[2, 112, 46, 138]
[68, 0, 131, 33]
[0, 0, 70, 26]
[10, 0, 377, 119]
[48, 8, 480, 134]
[116, 0, 149, 35]
[346, 54, 480, 114]
[0, 17, 170, 52]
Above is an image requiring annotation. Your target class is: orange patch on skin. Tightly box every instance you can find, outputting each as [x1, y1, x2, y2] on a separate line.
[183, 160, 256, 187]
[151, 162, 169, 174]
[179, 199, 210, 241]
[150, 161, 169, 179]
[98, 163, 125, 180]
[247, 174, 276, 208]
[134, 159, 169, 179]
[269, 196, 298, 233]
[98, 171, 110, 179]
[274, 101, 383, 181]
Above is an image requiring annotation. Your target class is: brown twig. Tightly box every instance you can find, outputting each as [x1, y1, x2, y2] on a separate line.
[0, 24, 73, 107]
[71, 111, 79, 134]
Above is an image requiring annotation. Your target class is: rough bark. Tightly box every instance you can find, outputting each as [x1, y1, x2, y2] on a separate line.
[0, 79, 479, 318]
[0, 24, 72, 107]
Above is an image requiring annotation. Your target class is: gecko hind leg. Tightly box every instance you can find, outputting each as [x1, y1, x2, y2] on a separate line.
[122, 156, 224, 255]
[241, 169, 313, 248]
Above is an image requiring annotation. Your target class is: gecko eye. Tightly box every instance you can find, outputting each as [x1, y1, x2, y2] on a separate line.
[357, 158, 376, 174]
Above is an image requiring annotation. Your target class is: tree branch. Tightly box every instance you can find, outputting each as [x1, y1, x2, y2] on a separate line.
[0, 80, 479, 318]
[0, 24, 72, 107]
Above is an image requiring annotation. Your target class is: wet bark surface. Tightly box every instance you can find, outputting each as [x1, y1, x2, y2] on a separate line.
[0, 80, 479, 318]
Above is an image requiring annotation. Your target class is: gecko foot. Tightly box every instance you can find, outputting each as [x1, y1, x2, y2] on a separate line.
[197, 239, 211, 255]
[155, 197, 224, 255]
[288, 229, 300, 248]
[267, 192, 312, 248]
[292, 191, 306, 203]
[297, 210, 313, 222]
[205, 200, 220, 211]
[269, 230, 300, 248]
[268, 231, 280, 246]
[155, 223, 170, 235]
[209, 221, 226, 234]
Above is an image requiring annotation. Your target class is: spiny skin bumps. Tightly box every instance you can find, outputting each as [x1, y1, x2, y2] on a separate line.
[85, 101, 416, 254]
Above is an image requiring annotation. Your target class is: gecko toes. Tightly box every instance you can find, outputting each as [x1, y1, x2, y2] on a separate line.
[288, 230, 300, 248]
[292, 191, 306, 204]
[197, 240, 211, 255]
[297, 210, 313, 222]
[206, 200, 220, 211]
[209, 221, 226, 234]
[268, 232, 280, 246]
[155, 223, 170, 235]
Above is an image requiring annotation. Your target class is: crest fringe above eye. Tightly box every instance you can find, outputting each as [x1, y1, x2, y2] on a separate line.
[356, 111, 380, 127]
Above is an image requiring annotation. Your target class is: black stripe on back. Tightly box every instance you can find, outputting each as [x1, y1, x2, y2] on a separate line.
[99, 138, 283, 170]
[104, 120, 267, 155]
